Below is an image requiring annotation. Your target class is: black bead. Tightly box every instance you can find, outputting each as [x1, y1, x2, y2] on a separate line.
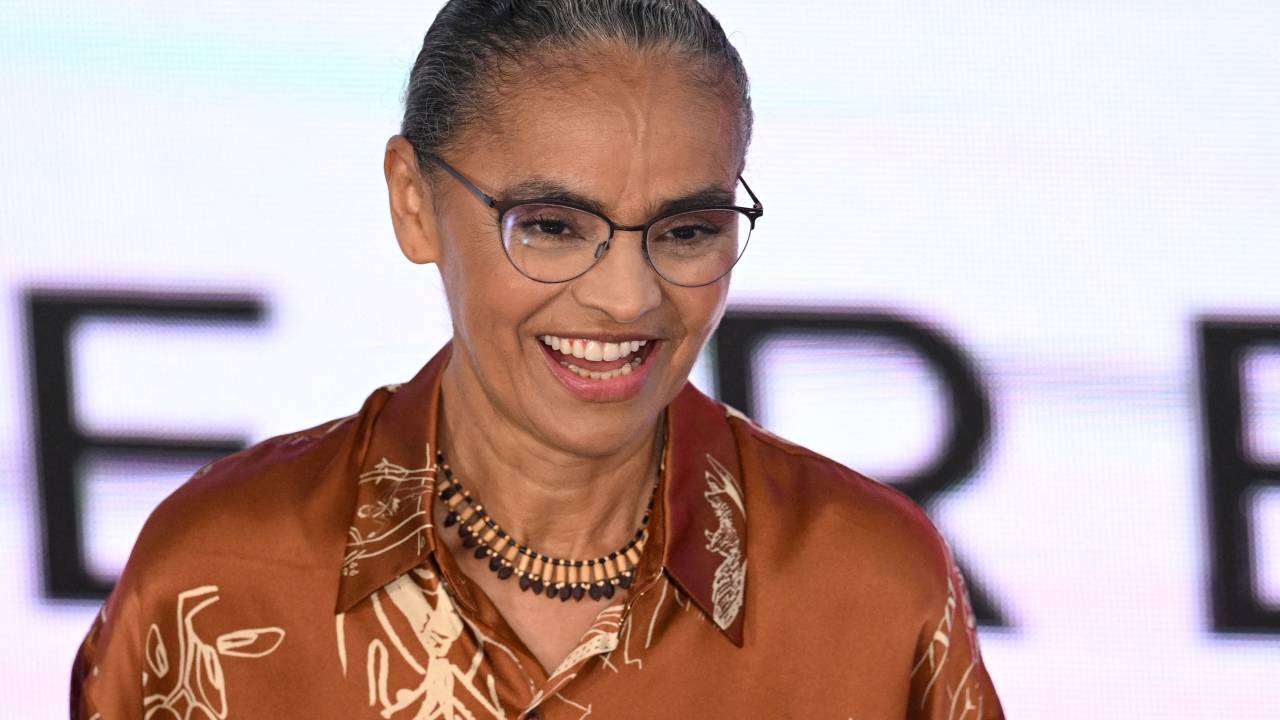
[589, 585, 603, 600]
[572, 586, 585, 601]
[618, 573, 632, 589]
[441, 486, 459, 501]
[519, 575, 532, 591]
[488, 555, 502, 570]
[473, 545, 488, 559]
[532, 579, 545, 594]
[558, 586, 573, 601]
[462, 535, 478, 549]
[497, 565, 514, 580]
[443, 511, 458, 527]
[602, 583, 615, 599]
[545, 584, 559, 598]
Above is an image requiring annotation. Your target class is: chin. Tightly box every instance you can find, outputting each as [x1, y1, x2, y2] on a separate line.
[534, 409, 662, 459]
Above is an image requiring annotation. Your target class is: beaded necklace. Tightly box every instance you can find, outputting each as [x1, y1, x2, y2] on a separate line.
[433, 449, 661, 602]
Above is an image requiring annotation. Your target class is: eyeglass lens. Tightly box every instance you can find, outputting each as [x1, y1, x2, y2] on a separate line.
[500, 204, 751, 287]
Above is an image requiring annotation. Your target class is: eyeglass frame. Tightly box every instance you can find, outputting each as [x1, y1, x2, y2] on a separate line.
[422, 153, 764, 288]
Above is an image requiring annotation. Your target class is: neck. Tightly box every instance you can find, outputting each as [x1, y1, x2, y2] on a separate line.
[437, 361, 663, 561]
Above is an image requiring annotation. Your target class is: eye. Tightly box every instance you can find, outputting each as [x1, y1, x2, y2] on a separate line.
[664, 222, 720, 242]
[523, 216, 571, 236]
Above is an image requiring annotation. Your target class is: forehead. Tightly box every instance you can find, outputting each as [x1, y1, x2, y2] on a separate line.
[465, 47, 744, 206]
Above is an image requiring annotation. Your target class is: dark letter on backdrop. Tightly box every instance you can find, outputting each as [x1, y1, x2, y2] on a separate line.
[1200, 318, 1280, 632]
[713, 309, 1004, 625]
[27, 290, 263, 600]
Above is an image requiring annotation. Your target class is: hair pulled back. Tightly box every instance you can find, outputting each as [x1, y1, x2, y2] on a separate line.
[401, 0, 752, 171]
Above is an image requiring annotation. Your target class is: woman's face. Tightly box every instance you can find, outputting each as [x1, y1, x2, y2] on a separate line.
[394, 48, 745, 458]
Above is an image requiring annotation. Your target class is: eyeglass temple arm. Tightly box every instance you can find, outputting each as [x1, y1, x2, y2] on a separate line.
[424, 153, 498, 208]
[738, 175, 764, 215]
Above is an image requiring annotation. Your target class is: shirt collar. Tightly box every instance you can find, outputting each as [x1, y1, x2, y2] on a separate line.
[335, 342, 748, 646]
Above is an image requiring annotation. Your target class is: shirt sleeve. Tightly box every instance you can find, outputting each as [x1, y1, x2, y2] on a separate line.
[70, 578, 146, 719]
[906, 539, 1005, 720]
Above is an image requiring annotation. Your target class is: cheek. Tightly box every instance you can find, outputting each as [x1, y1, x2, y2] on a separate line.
[674, 282, 730, 343]
[441, 232, 560, 356]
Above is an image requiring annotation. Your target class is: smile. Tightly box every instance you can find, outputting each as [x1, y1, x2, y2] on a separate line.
[536, 334, 661, 402]
[539, 336, 650, 380]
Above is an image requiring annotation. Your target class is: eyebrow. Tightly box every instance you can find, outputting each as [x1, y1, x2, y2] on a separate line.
[497, 177, 738, 221]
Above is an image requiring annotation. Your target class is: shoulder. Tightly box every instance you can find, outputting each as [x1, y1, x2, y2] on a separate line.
[124, 388, 391, 580]
[728, 409, 954, 608]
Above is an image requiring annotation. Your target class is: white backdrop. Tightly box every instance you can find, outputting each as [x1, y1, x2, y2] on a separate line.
[2, 1, 1279, 716]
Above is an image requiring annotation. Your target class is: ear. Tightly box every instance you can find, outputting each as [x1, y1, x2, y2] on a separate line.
[384, 135, 441, 265]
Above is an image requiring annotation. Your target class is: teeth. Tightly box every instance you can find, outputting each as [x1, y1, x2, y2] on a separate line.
[540, 335, 649, 362]
[557, 355, 644, 381]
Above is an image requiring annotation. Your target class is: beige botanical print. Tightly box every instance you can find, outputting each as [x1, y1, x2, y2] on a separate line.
[338, 567, 509, 719]
[547, 604, 624, 679]
[344, 448, 437, 577]
[703, 454, 746, 630]
[597, 575, 695, 676]
[527, 604, 627, 719]
[909, 577, 989, 720]
[142, 585, 285, 719]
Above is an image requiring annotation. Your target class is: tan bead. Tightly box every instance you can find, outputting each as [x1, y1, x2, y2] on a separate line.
[624, 546, 641, 567]
[530, 555, 545, 579]
[591, 562, 604, 583]
[479, 526, 497, 543]
[517, 553, 532, 574]
[553, 563, 566, 586]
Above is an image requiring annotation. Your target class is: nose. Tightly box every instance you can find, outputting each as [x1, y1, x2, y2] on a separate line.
[570, 231, 662, 323]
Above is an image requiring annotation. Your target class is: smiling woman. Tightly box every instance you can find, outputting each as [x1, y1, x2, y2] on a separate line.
[70, 2, 1001, 718]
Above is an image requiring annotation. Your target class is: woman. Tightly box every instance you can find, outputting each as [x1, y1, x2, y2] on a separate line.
[72, 1, 1003, 718]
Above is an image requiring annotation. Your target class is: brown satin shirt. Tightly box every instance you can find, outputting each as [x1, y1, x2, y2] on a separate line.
[72, 344, 1003, 719]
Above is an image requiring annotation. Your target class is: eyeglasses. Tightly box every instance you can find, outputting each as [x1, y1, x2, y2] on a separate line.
[424, 153, 763, 288]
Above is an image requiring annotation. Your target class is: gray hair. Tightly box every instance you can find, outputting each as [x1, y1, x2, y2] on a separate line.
[402, 0, 753, 171]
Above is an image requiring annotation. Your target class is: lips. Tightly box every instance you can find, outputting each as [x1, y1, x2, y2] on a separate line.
[538, 335, 651, 380]
[536, 334, 661, 402]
